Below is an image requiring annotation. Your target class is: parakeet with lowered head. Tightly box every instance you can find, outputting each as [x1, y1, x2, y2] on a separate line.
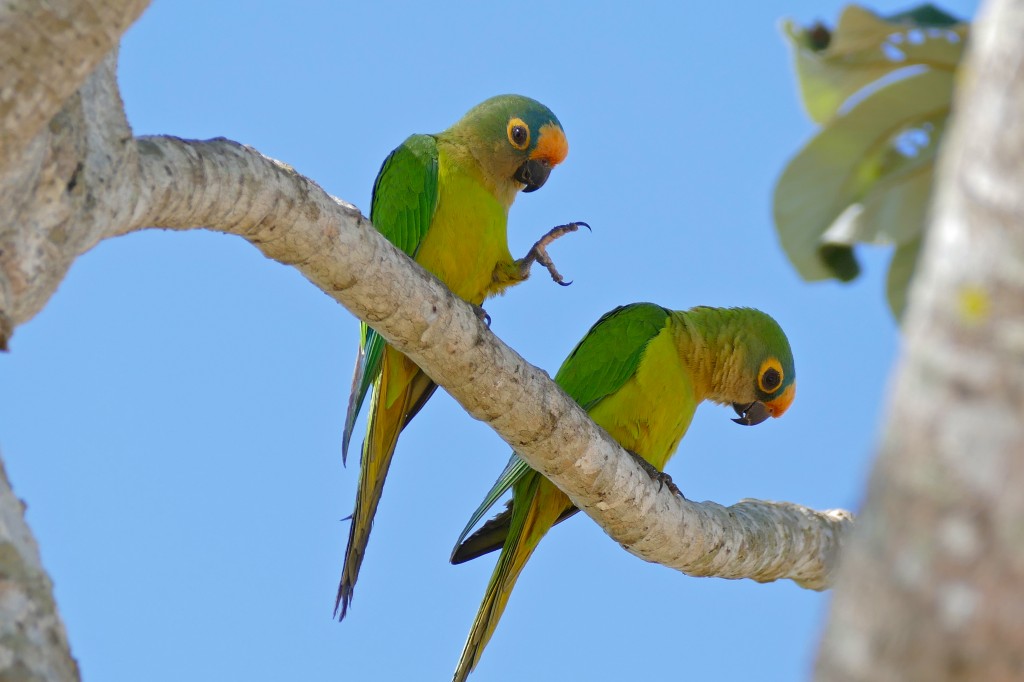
[450, 303, 796, 681]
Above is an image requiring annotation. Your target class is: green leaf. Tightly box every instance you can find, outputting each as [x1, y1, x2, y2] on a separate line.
[887, 235, 923, 319]
[853, 131, 939, 246]
[776, 4, 970, 322]
[781, 5, 967, 124]
[885, 4, 962, 27]
[773, 68, 953, 281]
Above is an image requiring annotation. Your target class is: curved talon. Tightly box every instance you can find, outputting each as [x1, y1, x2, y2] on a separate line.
[655, 472, 684, 499]
[472, 304, 492, 327]
[649, 468, 682, 497]
[550, 221, 589, 235]
[626, 449, 685, 498]
[515, 219, 590, 286]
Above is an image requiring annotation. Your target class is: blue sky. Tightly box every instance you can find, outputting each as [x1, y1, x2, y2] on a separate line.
[0, 1, 979, 680]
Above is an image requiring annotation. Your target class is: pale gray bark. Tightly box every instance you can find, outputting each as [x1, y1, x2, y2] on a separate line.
[0, 458, 79, 682]
[0, 0, 148, 165]
[816, 0, 1024, 679]
[0, 3, 854, 680]
[0, 2, 147, 679]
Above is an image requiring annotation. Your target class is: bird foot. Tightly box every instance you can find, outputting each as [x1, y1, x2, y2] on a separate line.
[627, 450, 684, 498]
[471, 304, 492, 327]
[516, 221, 590, 285]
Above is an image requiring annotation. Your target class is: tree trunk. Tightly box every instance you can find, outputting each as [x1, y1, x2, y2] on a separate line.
[816, 0, 1024, 679]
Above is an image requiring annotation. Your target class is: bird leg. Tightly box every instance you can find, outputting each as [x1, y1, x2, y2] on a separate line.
[626, 449, 684, 499]
[514, 221, 590, 286]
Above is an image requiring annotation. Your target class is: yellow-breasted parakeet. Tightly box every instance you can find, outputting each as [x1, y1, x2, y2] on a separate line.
[449, 303, 796, 680]
[337, 94, 579, 619]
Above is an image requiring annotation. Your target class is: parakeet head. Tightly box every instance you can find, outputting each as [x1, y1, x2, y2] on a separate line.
[727, 309, 796, 426]
[447, 94, 568, 195]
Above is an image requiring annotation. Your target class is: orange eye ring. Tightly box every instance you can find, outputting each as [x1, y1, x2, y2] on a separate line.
[758, 358, 783, 393]
[507, 118, 530, 150]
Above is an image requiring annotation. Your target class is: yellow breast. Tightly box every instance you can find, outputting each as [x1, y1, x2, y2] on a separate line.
[413, 148, 514, 305]
[586, 326, 698, 471]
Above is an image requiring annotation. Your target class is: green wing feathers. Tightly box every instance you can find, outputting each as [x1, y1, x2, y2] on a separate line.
[451, 454, 527, 561]
[342, 135, 440, 463]
[338, 135, 440, 616]
[554, 302, 672, 409]
[369, 133, 440, 257]
[342, 323, 381, 462]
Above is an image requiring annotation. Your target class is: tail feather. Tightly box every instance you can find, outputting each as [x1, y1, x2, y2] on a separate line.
[343, 323, 389, 466]
[341, 344, 367, 465]
[450, 501, 513, 565]
[401, 381, 439, 430]
[452, 501, 581, 565]
[335, 348, 434, 620]
[452, 474, 568, 682]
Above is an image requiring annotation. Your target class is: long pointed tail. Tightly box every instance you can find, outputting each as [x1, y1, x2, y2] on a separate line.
[335, 348, 434, 620]
[452, 474, 565, 682]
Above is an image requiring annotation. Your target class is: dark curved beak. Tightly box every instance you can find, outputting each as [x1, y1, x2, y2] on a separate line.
[732, 401, 771, 426]
[513, 158, 552, 193]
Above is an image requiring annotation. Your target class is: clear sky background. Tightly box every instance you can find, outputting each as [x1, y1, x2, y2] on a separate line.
[0, 1, 980, 680]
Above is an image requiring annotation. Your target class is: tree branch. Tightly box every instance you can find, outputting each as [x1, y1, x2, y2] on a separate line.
[0, 15, 854, 677]
[816, 0, 1024, 678]
[121, 134, 860, 589]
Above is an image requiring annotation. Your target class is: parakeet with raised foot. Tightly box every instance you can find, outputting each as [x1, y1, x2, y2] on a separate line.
[337, 94, 584, 620]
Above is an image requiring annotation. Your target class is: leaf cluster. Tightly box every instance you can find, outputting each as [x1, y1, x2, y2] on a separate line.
[774, 4, 967, 318]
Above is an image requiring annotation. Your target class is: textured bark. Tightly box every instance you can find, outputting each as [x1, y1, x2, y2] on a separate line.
[816, 0, 1024, 679]
[0, 2, 146, 679]
[0, 459, 79, 682]
[0, 3, 855, 678]
[0, 51, 135, 348]
[0, 0, 148, 167]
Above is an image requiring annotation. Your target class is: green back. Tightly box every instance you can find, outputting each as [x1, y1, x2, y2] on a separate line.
[555, 303, 672, 410]
[342, 134, 440, 459]
[368, 134, 440, 257]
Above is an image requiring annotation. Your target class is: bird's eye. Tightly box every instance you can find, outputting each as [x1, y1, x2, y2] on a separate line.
[507, 118, 530, 150]
[758, 358, 783, 393]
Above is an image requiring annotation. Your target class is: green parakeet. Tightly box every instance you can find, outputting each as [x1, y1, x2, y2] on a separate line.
[449, 303, 796, 681]
[337, 95, 574, 620]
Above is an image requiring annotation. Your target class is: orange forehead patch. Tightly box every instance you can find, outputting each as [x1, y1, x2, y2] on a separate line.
[531, 122, 568, 166]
